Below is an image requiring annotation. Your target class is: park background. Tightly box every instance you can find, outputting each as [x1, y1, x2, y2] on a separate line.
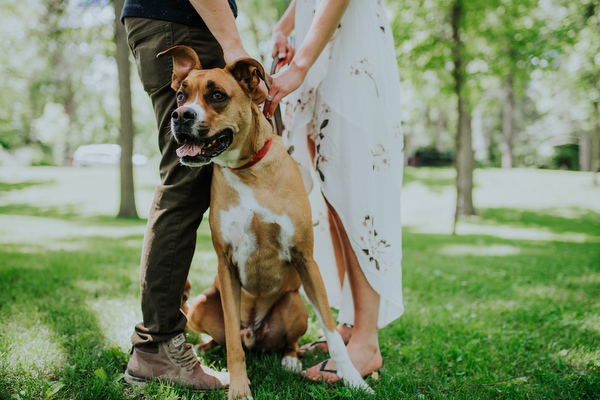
[0, 0, 599, 399]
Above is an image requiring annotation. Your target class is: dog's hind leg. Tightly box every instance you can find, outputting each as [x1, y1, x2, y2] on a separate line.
[186, 284, 226, 346]
[254, 290, 309, 372]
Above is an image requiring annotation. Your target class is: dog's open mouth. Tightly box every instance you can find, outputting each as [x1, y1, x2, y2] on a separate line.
[176, 129, 233, 164]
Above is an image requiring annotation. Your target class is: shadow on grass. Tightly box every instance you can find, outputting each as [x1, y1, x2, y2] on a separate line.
[0, 203, 81, 219]
[403, 167, 455, 193]
[403, 231, 600, 305]
[0, 179, 54, 193]
[0, 234, 144, 399]
[0, 203, 151, 228]
[0, 212, 340, 400]
[387, 230, 600, 398]
[0, 233, 376, 400]
[479, 208, 600, 237]
[0, 231, 235, 400]
[2, 196, 599, 399]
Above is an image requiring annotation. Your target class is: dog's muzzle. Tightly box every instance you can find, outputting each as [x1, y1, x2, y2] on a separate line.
[171, 107, 233, 166]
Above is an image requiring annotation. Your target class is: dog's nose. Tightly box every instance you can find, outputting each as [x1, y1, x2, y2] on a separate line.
[172, 107, 197, 123]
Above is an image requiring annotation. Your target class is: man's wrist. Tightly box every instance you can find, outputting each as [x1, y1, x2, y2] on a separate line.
[223, 44, 249, 64]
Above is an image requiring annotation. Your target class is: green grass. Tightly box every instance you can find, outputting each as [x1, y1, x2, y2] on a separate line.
[0, 166, 599, 399]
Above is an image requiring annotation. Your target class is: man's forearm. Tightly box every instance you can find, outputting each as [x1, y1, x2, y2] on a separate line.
[188, 0, 248, 63]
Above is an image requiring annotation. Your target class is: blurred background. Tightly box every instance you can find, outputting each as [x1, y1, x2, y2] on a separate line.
[1, 0, 599, 226]
[1, 0, 598, 198]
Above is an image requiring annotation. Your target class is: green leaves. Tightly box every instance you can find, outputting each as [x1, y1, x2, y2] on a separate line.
[44, 381, 65, 399]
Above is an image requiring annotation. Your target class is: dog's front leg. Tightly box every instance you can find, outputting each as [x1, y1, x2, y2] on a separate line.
[292, 250, 373, 393]
[217, 257, 251, 400]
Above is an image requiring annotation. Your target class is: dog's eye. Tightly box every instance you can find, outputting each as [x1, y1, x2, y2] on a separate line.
[211, 91, 227, 102]
[177, 92, 185, 102]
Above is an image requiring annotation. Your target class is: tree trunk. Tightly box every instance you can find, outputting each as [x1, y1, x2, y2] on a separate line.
[436, 110, 446, 152]
[592, 100, 600, 186]
[455, 96, 475, 216]
[404, 120, 414, 166]
[451, 0, 475, 230]
[114, 0, 138, 218]
[579, 131, 591, 172]
[63, 90, 74, 166]
[502, 73, 514, 168]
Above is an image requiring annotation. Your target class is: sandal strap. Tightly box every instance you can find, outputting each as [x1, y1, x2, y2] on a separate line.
[309, 339, 327, 348]
[319, 360, 338, 374]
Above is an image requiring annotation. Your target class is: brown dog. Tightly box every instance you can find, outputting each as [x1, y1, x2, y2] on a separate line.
[159, 45, 371, 399]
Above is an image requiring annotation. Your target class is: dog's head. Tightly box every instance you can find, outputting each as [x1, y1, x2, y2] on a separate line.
[157, 45, 270, 167]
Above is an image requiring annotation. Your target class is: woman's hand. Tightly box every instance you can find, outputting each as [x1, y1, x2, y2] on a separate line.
[263, 61, 308, 118]
[271, 29, 295, 66]
[264, 29, 296, 114]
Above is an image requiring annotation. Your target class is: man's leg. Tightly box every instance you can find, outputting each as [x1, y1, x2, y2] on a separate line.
[123, 17, 228, 390]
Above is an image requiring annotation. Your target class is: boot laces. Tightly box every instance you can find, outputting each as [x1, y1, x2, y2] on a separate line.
[170, 342, 199, 371]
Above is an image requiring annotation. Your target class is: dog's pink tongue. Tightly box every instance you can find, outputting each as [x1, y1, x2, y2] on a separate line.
[176, 144, 201, 157]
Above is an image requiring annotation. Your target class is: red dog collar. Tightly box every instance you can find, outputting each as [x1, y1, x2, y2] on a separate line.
[229, 138, 273, 171]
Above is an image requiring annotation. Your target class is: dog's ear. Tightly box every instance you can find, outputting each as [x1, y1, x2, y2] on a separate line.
[226, 58, 272, 95]
[157, 45, 202, 91]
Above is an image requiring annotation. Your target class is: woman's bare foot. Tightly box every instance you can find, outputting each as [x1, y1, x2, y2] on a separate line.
[298, 323, 353, 356]
[301, 340, 382, 382]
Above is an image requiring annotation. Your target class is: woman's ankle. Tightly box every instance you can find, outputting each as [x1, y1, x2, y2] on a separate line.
[336, 323, 353, 343]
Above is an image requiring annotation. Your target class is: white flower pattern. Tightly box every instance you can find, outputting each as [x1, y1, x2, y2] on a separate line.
[350, 58, 379, 97]
[371, 143, 392, 171]
[359, 215, 392, 272]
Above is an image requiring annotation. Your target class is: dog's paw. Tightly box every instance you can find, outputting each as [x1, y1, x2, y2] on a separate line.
[281, 356, 302, 373]
[343, 375, 374, 394]
[339, 367, 374, 394]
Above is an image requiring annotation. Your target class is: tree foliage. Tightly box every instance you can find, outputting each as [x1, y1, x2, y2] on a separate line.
[0, 0, 598, 190]
[391, 0, 598, 168]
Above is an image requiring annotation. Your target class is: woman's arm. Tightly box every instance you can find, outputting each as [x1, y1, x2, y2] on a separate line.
[271, 0, 296, 64]
[264, 0, 350, 117]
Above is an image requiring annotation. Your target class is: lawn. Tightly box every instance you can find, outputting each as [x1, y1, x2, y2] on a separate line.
[0, 165, 599, 400]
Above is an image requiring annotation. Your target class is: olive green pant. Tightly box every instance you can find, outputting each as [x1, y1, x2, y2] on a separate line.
[124, 17, 225, 347]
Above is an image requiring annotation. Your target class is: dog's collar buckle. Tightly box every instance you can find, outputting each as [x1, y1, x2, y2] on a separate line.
[229, 138, 273, 171]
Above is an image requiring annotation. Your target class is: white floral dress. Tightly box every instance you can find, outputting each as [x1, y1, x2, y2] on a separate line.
[284, 0, 404, 328]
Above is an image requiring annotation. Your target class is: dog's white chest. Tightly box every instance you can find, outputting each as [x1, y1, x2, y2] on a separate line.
[219, 170, 295, 286]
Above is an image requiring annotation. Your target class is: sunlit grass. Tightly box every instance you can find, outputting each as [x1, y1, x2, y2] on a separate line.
[85, 295, 141, 351]
[0, 310, 68, 379]
[0, 166, 599, 399]
[438, 244, 521, 256]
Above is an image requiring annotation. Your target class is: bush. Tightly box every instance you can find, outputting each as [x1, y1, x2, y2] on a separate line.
[408, 147, 453, 167]
[551, 144, 579, 171]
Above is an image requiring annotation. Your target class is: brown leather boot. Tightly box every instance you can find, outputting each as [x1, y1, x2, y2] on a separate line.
[124, 333, 229, 391]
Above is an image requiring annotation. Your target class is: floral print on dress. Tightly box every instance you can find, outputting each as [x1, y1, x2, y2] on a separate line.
[393, 122, 404, 141]
[293, 87, 315, 115]
[287, 0, 405, 327]
[350, 58, 379, 97]
[311, 104, 331, 182]
[376, 0, 387, 33]
[314, 119, 329, 182]
[359, 215, 391, 272]
[371, 143, 392, 171]
[283, 100, 295, 155]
